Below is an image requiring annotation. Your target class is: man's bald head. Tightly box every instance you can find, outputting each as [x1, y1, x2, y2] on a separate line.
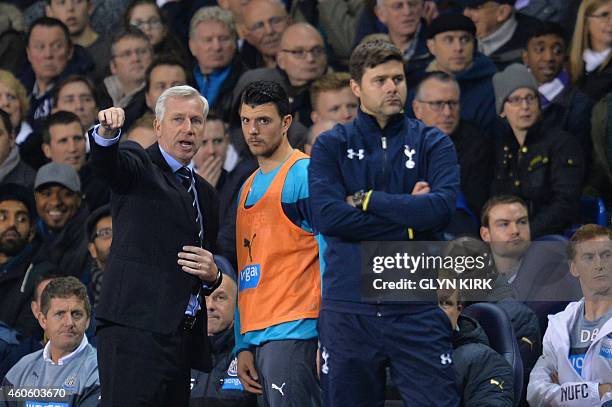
[242, 0, 288, 62]
[277, 23, 327, 86]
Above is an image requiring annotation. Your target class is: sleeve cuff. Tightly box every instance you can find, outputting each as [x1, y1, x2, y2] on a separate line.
[92, 124, 121, 146]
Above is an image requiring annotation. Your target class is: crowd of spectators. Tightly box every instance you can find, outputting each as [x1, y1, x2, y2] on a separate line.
[0, 0, 610, 406]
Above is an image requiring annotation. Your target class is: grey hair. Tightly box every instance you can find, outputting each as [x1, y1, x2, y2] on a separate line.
[376, 0, 423, 7]
[155, 86, 209, 121]
[189, 6, 237, 40]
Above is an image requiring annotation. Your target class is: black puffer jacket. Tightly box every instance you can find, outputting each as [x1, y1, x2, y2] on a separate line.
[453, 315, 514, 407]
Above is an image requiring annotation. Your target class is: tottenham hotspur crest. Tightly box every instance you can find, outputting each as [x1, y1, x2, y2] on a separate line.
[404, 145, 416, 169]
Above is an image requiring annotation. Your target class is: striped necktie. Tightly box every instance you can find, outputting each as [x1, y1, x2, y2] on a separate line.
[176, 167, 203, 245]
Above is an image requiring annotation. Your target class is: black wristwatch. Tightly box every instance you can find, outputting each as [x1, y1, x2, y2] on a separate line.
[353, 190, 366, 210]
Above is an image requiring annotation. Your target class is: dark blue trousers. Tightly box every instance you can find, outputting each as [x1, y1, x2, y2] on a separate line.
[318, 306, 459, 407]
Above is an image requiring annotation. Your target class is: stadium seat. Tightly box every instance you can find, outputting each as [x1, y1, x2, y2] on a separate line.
[463, 302, 524, 406]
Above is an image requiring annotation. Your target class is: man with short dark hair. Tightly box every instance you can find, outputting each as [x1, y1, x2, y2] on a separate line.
[528, 224, 612, 406]
[480, 195, 582, 326]
[521, 21, 593, 165]
[20, 17, 95, 133]
[52, 74, 99, 131]
[418, 13, 497, 135]
[96, 27, 152, 132]
[0, 183, 38, 337]
[42, 110, 109, 211]
[461, 0, 541, 70]
[44, 0, 111, 81]
[309, 39, 460, 406]
[2, 276, 100, 406]
[144, 57, 189, 114]
[235, 81, 321, 406]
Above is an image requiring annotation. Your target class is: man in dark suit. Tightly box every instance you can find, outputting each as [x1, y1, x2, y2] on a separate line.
[89, 85, 222, 406]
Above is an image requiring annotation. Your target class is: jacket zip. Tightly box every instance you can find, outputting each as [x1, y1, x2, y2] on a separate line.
[381, 136, 388, 191]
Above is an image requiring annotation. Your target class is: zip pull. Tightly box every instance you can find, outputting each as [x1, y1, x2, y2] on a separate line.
[381, 136, 387, 150]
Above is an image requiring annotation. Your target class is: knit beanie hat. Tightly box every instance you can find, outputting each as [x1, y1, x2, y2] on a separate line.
[492, 63, 539, 115]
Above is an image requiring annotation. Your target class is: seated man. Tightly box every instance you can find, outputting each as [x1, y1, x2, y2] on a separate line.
[44, 0, 111, 81]
[1, 276, 100, 406]
[0, 183, 38, 338]
[309, 72, 358, 125]
[412, 13, 497, 136]
[97, 27, 153, 132]
[412, 71, 493, 218]
[190, 257, 257, 406]
[52, 74, 99, 132]
[480, 195, 582, 329]
[85, 204, 111, 309]
[527, 224, 612, 406]
[0, 110, 35, 189]
[32, 162, 90, 278]
[521, 21, 593, 166]
[42, 110, 109, 211]
[189, 6, 246, 119]
[461, 0, 541, 70]
[438, 277, 514, 406]
[240, 0, 290, 69]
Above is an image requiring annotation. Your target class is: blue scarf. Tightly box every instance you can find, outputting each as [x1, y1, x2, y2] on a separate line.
[193, 65, 232, 108]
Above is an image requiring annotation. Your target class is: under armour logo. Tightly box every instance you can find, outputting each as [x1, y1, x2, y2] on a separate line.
[347, 149, 364, 160]
[272, 382, 286, 396]
[321, 347, 330, 375]
[440, 353, 452, 365]
[404, 145, 416, 169]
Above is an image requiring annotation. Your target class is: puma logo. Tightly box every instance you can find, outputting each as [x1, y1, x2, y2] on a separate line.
[272, 382, 286, 396]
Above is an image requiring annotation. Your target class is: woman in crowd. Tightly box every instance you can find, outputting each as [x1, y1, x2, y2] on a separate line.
[124, 0, 190, 65]
[569, 0, 612, 101]
[491, 64, 584, 238]
[0, 70, 32, 148]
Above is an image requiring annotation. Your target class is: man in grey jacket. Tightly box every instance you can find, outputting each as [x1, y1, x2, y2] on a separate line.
[527, 224, 612, 406]
[1, 276, 100, 406]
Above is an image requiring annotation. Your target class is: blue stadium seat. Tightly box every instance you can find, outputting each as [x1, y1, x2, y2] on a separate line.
[564, 197, 609, 237]
[463, 302, 523, 407]
[534, 234, 568, 242]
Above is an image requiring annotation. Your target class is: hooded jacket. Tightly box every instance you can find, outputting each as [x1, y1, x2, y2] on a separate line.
[453, 315, 514, 407]
[527, 300, 612, 406]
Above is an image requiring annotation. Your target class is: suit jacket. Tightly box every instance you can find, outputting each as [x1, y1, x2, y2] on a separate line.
[89, 138, 220, 371]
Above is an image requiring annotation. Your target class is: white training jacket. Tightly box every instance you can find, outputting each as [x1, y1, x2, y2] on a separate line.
[527, 299, 612, 406]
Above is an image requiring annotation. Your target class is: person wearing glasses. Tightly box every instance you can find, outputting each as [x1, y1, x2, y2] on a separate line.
[125, 0, 190, 67]
[85, 204, 111, 309]
[569, 0, 612, 102]
[276, 23, 328, 127]
[460, 0, 541, 70]
[241, 0, 290, 69]
[413, 71, 493, 220]
[96, 27, 152, 132]
[491, 63, 584, 238]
